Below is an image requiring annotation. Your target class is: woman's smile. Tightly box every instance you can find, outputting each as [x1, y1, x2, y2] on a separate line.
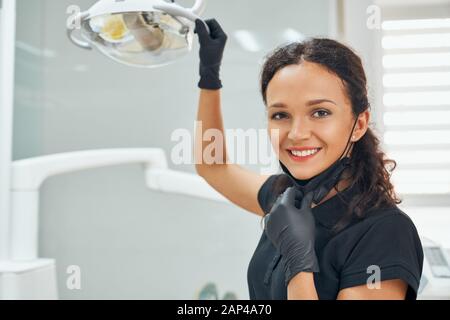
[287, 147, 322, 162]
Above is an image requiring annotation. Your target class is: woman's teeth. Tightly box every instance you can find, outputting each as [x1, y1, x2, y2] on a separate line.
[290, 148, 320, 157]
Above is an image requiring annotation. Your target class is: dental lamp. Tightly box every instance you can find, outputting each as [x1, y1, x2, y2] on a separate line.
[67, 0, 209, 67]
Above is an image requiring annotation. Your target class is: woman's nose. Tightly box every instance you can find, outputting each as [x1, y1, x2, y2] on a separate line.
[287, 118, 312, 141]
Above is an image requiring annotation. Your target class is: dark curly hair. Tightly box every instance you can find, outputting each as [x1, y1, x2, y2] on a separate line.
[259, 38, 402, 233]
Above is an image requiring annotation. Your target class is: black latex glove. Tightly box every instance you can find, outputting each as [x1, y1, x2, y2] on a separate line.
[264, 186, 319, 286]
[194, 18, 227, 90]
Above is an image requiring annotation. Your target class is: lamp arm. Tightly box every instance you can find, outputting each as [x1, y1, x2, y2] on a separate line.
[191, 0, 207, 16]
[11, 148, 168, 191]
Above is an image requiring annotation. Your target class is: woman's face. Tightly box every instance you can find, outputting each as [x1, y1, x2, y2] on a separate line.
[266, 61, 368, 180]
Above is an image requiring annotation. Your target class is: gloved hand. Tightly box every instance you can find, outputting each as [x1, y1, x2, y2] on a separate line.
[264, 186, 319, 286]
[194, 18, 227, 90]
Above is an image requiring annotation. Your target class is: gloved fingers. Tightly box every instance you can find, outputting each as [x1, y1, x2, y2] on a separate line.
[300, 191, 315, 210]
[194, 19, 209, 44]
[295, 187, 304, 198]
[204, 18, 227, 40]
[280, 186, 297, 206]
[293, 188, 303, 209]
[268, 195, 281, 216]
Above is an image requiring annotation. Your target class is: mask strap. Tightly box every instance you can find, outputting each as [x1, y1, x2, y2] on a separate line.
[339, 116, 359, 160]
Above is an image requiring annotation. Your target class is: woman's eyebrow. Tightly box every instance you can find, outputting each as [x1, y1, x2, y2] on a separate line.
[268, 102, 287, 109]
[306, 98, 337, 106]
[268, 99, 337, 109]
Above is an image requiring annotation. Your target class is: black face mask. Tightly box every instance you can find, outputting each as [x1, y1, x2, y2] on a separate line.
[279, 117, 358, 205]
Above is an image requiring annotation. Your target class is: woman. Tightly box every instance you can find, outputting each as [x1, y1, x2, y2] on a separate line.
[193, 19, 423, 300]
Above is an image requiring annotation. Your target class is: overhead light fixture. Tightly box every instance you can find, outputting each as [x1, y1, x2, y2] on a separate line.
[67, 0, 210, 68]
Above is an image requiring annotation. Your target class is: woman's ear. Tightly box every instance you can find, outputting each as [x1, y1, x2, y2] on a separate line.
[352, 110, 370, 141]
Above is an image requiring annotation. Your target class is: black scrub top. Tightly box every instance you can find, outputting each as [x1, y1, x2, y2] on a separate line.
[247, 174, 424, 300]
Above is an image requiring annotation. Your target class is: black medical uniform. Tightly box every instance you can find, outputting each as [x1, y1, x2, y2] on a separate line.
[247, 174, 424, 300]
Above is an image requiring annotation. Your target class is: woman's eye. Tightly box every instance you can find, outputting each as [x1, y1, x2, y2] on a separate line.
[313, 110, 330, 118]
[270, 110, 330, 120]
[270, 112, 288, 120]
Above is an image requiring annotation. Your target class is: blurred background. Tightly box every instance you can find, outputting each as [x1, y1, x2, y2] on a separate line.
[2, 0, 450, 299]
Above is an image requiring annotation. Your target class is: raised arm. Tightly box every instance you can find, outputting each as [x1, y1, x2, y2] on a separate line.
[193, 19, 269, 216]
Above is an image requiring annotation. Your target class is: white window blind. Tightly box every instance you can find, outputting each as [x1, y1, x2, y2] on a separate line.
[380, 10, 450, 197]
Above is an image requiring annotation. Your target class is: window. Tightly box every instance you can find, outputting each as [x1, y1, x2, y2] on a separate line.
[378, 3, 450, 204]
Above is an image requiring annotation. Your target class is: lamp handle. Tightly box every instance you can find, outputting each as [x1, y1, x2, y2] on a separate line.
[66, 11, 92, 50]
[153, 2, 210, 34]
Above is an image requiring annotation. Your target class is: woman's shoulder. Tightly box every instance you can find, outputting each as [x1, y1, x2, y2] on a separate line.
[328, 205, 424, 276]
[331, 205, 424, 299]
[337, 205, 421, 245]
[358, 206, 418, 231]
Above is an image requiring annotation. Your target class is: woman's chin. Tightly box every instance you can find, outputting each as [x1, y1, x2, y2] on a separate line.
[284, 166, 319, 180]
[292, 173, 316, 180]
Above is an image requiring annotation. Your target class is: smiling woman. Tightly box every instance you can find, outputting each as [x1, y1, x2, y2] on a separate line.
[265, 62, 356, 178]
[193, 19, 423, 300]
[252, 39, 423, 300]
[258, 39, 404, 232]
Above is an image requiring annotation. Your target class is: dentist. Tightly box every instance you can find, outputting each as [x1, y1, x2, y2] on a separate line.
[193, 19, 423, 300]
